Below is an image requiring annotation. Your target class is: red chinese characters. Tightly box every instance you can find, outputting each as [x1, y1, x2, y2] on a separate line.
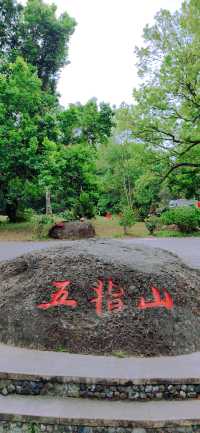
[90, 279, 125, 317]
[138, 287, 173, 311]
[37, 279, 174, 315]
[37, 280, 77, 310]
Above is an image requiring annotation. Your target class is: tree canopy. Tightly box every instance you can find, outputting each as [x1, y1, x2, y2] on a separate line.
[0, 0, 76, 91]
[0, 0, 114, 221]
[132, 0, 200, 183]
[1, 0, 200, 223]
[98, 0, 200, 217]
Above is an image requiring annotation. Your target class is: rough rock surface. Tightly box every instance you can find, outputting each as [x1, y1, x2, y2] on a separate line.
[49, 220, 95, 240]
[0, 239, 200, 357]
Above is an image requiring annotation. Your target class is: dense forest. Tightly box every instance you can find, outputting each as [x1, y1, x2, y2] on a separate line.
[0, 0, 200, 223]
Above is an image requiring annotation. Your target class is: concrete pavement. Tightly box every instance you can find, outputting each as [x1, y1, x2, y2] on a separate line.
[0, 343, 200, 383]
[0, 238, 199, 269]
[1, 395, 200, 426]
[121, 238, 200, 270]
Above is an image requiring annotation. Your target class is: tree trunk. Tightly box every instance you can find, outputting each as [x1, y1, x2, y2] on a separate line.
[6, 202, 18, 223]
[123, 225, 128, 235]
[46, 189, 52, 215]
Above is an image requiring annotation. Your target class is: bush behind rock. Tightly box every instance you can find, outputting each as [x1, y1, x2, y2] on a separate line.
[161, 206, 200, 233]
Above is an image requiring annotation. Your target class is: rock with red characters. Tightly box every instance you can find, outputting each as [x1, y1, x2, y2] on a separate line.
[0, 239, 199, 357]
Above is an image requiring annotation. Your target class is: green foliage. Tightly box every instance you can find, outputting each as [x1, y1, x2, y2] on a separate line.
[13, 207, 39, 223]
[0, 56, 60, 221]
[20, 0, 76, 91]
[0, 0, 22, 57]
[58, 209, 75, 222]
[27, 423, 40, 433]
[161, 206, 200, 232]
[155, 229, 200, 237]
[74, 191, 96, 219]
[38, 214, 55, 225]
[131, 1, 200, 192]
[145, 216, 160, 235]
[0, 1, 113, 223]
[33, 214, 55, 239]
[22, 208, 37, 222]
[53, 143, 99, 217]
[59, 100, 114, 147]
[2, 0, 200, 227]
[119, 206, 136, 234]
[97, 1, 200, 215]
[0, 0, 76, 91]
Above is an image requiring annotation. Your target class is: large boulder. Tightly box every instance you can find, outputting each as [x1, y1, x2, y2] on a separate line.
[0, 239, 200, 357]
[49, 220, 95, 240]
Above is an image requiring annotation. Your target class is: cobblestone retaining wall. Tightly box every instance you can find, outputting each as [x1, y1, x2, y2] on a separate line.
[0, 422, 200, 433]
[0, 379, 200, 401]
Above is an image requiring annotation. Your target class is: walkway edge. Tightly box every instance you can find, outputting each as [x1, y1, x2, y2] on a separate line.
[1, 396, 200, 427]
[0, 344, 200, 383]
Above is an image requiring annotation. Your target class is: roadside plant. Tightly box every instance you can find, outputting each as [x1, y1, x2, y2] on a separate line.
[161, 207, 199, 233]
[145, 216, 160, 235]
[58, 209, 75, 222]
[119, 206, 136, 235]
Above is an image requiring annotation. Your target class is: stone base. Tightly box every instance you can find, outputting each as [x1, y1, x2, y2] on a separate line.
[0, 423, 199, 433]
[0, 378, 199, 401]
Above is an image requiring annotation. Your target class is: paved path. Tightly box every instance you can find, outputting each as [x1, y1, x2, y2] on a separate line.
[121, 238, 200, 270]
[0, 238, 199, 269]
[0, 241, 63, 262]
[1, 395, 200, 426]
[0, 343, 200, 383]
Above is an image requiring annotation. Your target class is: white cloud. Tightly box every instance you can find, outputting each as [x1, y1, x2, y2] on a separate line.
[19, 0, 183, 107]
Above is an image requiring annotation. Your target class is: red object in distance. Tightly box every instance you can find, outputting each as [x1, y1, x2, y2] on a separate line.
[138, 287, 173, 311]
[105, 212, 112, 220]
[90, 278, 125, 317]
[37, 280, 77, 310]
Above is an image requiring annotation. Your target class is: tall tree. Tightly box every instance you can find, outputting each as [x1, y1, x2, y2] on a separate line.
[19, 0, 76, 91]
[59, 100, 115, 147]
[0, 57, 61, 221]
[0, 0, 76, 91]
[132, 0, 200, 189]
[0, 0, 22, 56]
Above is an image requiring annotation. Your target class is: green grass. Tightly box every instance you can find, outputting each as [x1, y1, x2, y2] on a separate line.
[112, 350, 129, 358]
[155, 229, 200, 237]
[0, 219, 52, 240]
[93, 215, 149, 238]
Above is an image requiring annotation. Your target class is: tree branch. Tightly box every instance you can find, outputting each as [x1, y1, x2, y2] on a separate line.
[179, 141, 200, 156]
[162, 163, 200, 182]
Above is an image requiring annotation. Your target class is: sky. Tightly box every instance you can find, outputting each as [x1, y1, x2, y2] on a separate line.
[20, 0, 183, 108]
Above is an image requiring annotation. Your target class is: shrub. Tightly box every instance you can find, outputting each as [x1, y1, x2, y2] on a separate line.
[58, 209, 75, 222]
[38, 214, 55, 225]
[161, 206, 199, 233]
[75, 192, 96, 219]
[145, 216, 160, 234]
[22, 208, 38, 222]
[197, 207, 200, 227]
[119, 206, 136, 235]
[33, 214, 55, 239]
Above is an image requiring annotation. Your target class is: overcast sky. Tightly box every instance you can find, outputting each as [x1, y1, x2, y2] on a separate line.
[20, 0, 183, 107]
